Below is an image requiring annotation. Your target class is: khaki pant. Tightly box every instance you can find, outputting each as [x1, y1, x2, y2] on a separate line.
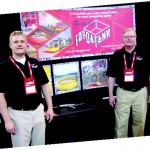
[8, 103, 46, 147]
[115, 87, 147, 138]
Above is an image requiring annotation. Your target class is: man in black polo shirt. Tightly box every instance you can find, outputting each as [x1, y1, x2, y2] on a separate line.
[0, 31, 55, 147]
[107, 28, 150, 138]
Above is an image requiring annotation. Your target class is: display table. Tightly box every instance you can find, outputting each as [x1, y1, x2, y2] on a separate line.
[45, 103, 100, 144]
[54, 103, 96, 116]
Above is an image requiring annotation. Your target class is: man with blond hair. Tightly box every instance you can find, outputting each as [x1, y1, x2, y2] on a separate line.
[107, 28, 150, 138]
[0, 31, 55, 147]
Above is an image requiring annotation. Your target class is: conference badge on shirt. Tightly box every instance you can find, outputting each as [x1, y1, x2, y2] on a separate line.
[24, 77, 37, 95]
[124, 68, 134, 82]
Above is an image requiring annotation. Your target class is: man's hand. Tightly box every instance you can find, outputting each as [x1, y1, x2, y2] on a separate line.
[44, 109, 58, 123]
[109, 95, 116, 107]
[5, 120, 16, 135]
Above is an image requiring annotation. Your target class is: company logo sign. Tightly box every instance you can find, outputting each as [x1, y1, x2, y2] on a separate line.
[75, 20, 110, 47]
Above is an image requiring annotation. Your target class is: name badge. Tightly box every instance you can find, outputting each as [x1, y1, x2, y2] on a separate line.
[124, 68, 134, 82]
[24, 78, 37, 95]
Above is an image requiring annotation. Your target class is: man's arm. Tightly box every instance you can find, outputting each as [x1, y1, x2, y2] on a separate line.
[41, 83, 55, 123]
[0, 93, 16, 134]
[108, 77, 116, 107]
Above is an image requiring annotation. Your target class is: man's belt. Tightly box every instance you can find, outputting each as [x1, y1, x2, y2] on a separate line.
[119, 86, 145, 92]
[10, 104, 40, 111]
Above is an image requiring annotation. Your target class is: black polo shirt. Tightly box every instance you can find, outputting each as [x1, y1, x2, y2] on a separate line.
[0, 55, 49, 109]
[106, 46, 150, 89]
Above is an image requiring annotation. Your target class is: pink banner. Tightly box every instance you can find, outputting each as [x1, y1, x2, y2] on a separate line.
[20, 5, 135, 61]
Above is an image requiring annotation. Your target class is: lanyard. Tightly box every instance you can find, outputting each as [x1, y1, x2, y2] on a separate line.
[123, 52, 136, 69]
[9, 56, 33, 79]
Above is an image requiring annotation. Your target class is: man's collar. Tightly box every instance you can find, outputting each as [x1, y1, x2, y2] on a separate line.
[25, 53, 30, 60]
[123, 46, 137, 54]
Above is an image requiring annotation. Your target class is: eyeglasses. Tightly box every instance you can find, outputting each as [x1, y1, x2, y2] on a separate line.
[123, 35, 136, 39]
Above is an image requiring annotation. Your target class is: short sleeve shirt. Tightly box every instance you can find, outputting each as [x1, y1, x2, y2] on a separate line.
[106, 46, 150, 89]
[0, 55, 49, 108]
